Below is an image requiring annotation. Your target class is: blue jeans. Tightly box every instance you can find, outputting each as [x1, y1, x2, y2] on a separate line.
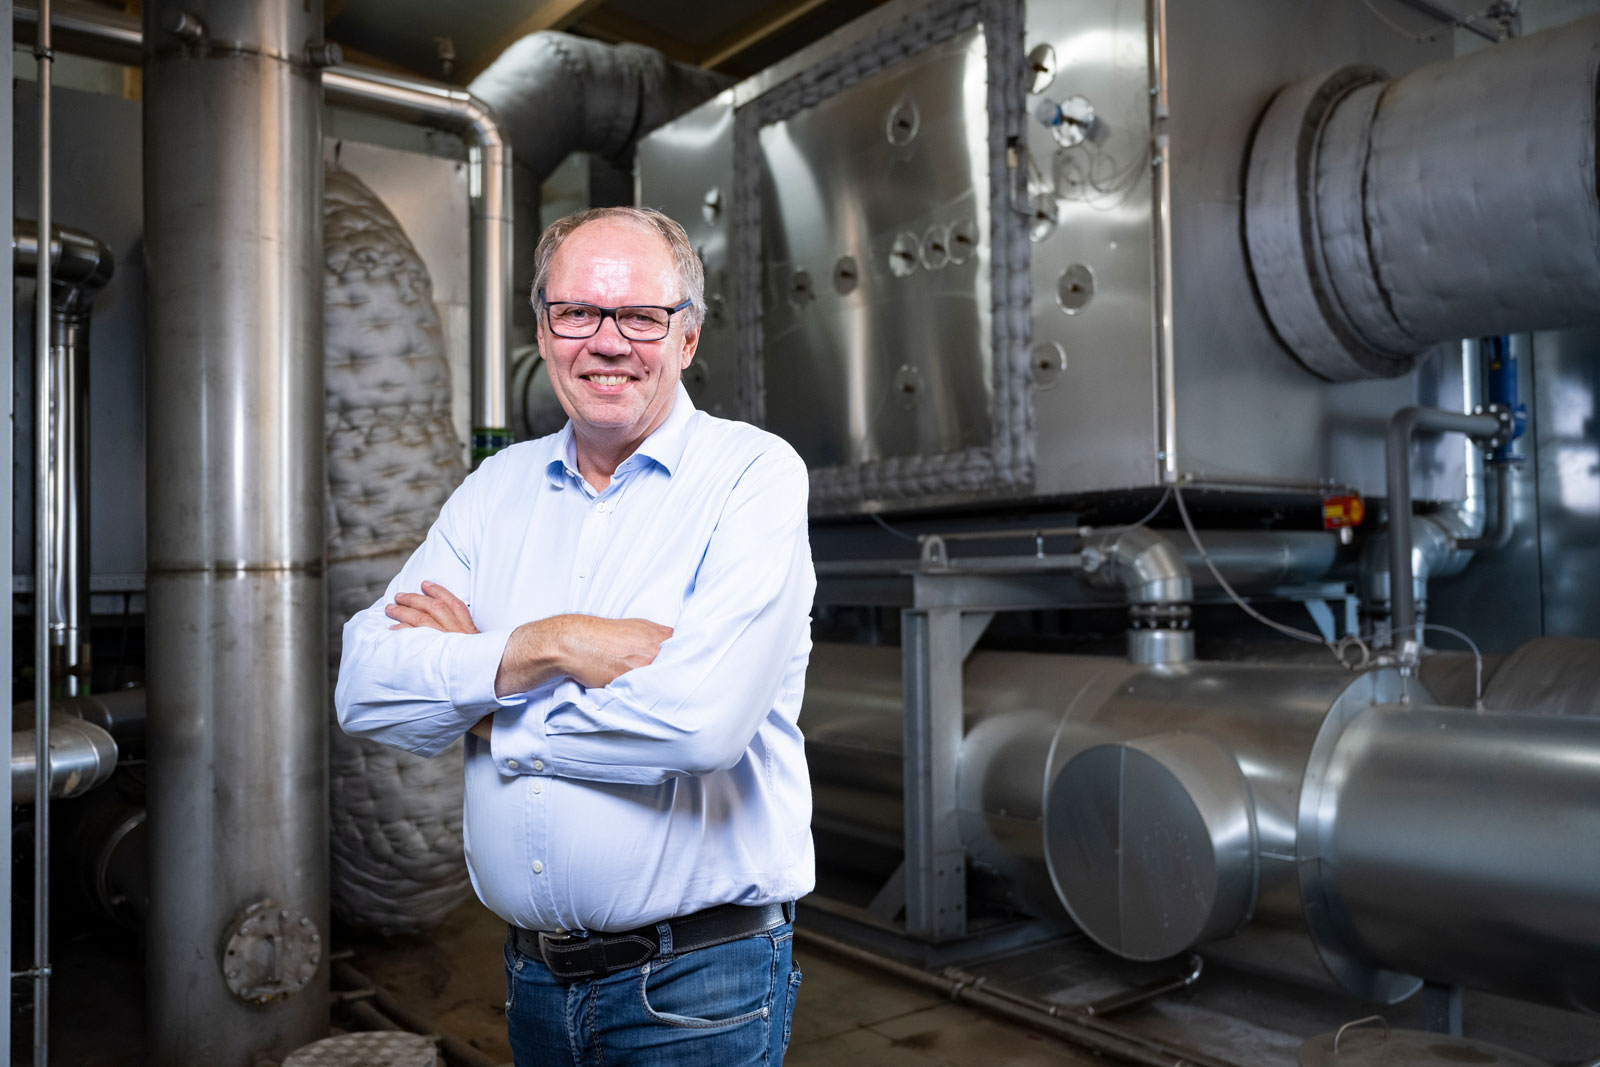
[504, 922, 802, 1066]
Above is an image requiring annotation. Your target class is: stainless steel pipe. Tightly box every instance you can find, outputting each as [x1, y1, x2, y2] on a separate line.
[1384, 405, 1501, 648]
[11, 715, 116, 804]
[143, 0, 329, 1061]
[30, 7, 54, 1057]
[13, 220, 114, 700]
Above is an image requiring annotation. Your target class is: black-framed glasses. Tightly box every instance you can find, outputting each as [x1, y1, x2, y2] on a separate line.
[538, 288, 692, 342]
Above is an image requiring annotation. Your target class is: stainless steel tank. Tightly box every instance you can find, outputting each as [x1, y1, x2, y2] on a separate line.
[803, 638, 1600, 1011]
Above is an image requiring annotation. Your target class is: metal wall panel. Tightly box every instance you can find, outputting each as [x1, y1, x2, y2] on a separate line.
[759, 27, 994, 468]
[1532, 327, 1600, 637]
[1161, 0, 1457, 497]
[1023, 0, 1158, 494]
[635, 93, 741, 420]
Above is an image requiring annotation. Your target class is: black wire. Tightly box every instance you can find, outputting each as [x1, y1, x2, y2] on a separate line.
[870, 512, 918, 541]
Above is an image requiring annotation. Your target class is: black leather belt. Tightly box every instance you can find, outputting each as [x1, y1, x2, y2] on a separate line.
[510, 901, 794, 981]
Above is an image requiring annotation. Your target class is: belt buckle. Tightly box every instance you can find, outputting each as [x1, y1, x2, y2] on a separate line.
[537, 929, 578, 961]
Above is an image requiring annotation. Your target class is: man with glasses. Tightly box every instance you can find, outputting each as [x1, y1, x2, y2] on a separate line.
[336, 207, 815, 1066]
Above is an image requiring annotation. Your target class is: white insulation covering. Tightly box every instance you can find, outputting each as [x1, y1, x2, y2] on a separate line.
[1246, 16, 1600, 381]
[324, 168, 471, 932]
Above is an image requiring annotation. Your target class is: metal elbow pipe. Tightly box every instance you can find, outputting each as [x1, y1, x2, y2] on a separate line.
[322, 67, 513, 456]
[12, 714, 117, 804]
[1384, 405, 1502, 648]
[1085, 528, 1194, 665]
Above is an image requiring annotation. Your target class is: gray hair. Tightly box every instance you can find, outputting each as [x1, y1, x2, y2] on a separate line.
[530, 206, 706, 332]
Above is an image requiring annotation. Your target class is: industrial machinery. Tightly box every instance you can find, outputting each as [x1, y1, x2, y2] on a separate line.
[6, 0, 1600, 1063]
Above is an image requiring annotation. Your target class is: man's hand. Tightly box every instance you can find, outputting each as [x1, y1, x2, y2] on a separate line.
[496, 615, 673, 697]
[385, 582, 494, 740]
[386, 581, 478, 634]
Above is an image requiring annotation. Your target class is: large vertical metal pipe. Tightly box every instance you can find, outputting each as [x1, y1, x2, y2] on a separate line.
[143, 0, 329, 1062]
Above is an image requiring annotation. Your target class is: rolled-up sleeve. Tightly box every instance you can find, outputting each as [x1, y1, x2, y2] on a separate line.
[335, 457, 522, 757]
[488, 445, 814, 784]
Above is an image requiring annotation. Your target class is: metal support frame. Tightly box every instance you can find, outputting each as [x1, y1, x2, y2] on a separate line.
[1421, 981, 1464, 1035]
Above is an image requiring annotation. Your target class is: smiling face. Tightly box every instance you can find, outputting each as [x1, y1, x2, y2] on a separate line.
[538, 218, 700, 474]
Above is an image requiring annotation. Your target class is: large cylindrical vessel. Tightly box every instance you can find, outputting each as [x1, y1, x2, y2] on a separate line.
[804, 639, 1600, 1012]
[143, 0, 329, 1061]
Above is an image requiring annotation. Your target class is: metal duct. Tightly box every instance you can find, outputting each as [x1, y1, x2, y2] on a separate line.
[1246, 17, 1600, 380]
[143, 0, 329, 1061]
[466, 32, 727, 342]
[13, 219, 113, 699]
[1082, 528, 1194, 665]
[324, 167, 471, 932]
[803, 638, 1600, 1011]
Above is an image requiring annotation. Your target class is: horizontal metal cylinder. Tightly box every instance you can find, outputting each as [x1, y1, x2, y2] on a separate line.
[12, 714, 117, 804]
[1246, 16, 1600, 380]
[1313, 704, 1600, 1011]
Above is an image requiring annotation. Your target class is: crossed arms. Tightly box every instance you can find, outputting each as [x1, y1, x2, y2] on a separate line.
[383, 580, 671, 740]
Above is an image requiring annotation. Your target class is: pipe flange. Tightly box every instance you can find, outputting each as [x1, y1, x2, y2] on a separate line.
[1471, 403, 1517, 454]
[1244, 66, 1420, 381]
[221, 898, 322, 1004]
[1129, 602, 1193, 629]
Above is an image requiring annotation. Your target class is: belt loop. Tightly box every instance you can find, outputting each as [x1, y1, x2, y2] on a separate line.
[783, 900, 796, 924]
[655, 919, 674, 960]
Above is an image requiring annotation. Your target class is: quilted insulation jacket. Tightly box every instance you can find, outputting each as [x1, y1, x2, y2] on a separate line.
[324, 166, 472, 932]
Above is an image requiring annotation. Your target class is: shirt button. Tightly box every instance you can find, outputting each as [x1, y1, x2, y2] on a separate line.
[532, 759, 544, 772]
[596, 501, 608, 513]
[531, 780, 542, 794]
[507, 759, 519, 770]
[578, 569, 589, 579]
[532, 860, 544, 874]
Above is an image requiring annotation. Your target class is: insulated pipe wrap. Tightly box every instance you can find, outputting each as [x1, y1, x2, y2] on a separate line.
[1246, 17, 1600, 380]
[1365, 20, 1600, 341]
[324, 168, 471, 932]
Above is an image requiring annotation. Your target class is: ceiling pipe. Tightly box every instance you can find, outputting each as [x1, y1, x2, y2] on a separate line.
[13, 0, 516, 461]
[467, 32, 729, 347]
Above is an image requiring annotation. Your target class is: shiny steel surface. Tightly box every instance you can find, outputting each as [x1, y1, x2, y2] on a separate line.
[1024, 0, 1159, 494]
[1049, 660, 1421, 1001]
[1312, 701, 1600, 1010]
[144, 0, 329, 1059]
[10, 715, 116, 804]
[1050, 731, 1254, 960]
[759, 27, 993, 468]
[1480, 637, 1600, 717]
[1383, 406, 1501, 643]
[636, 94, 739, 418]
[12, 220, 115, 702]
[1532, 326, 1600, 637]
[1, 5, 10, 1047]
[1160, 0, 1455, 496]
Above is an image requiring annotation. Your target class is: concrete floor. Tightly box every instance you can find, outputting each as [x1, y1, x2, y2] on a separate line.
[346, 899, 1105, 1066]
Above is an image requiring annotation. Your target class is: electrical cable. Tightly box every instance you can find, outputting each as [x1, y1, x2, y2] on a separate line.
[1417, 622, 1485, 708]
[1173, 488, 1358, 661]
[1083, 487, 1172, 537]
[870, 511, 918, 541]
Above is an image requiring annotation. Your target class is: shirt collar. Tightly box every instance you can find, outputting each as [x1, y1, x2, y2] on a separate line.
[543, 384, 697, 488]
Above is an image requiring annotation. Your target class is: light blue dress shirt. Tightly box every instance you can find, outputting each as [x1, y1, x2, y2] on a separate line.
[335, 387, 817, 933]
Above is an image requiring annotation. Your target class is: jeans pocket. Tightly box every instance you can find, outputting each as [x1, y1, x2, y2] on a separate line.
[637, 939, 774, 1031]
[782, 964, 803, 1053]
